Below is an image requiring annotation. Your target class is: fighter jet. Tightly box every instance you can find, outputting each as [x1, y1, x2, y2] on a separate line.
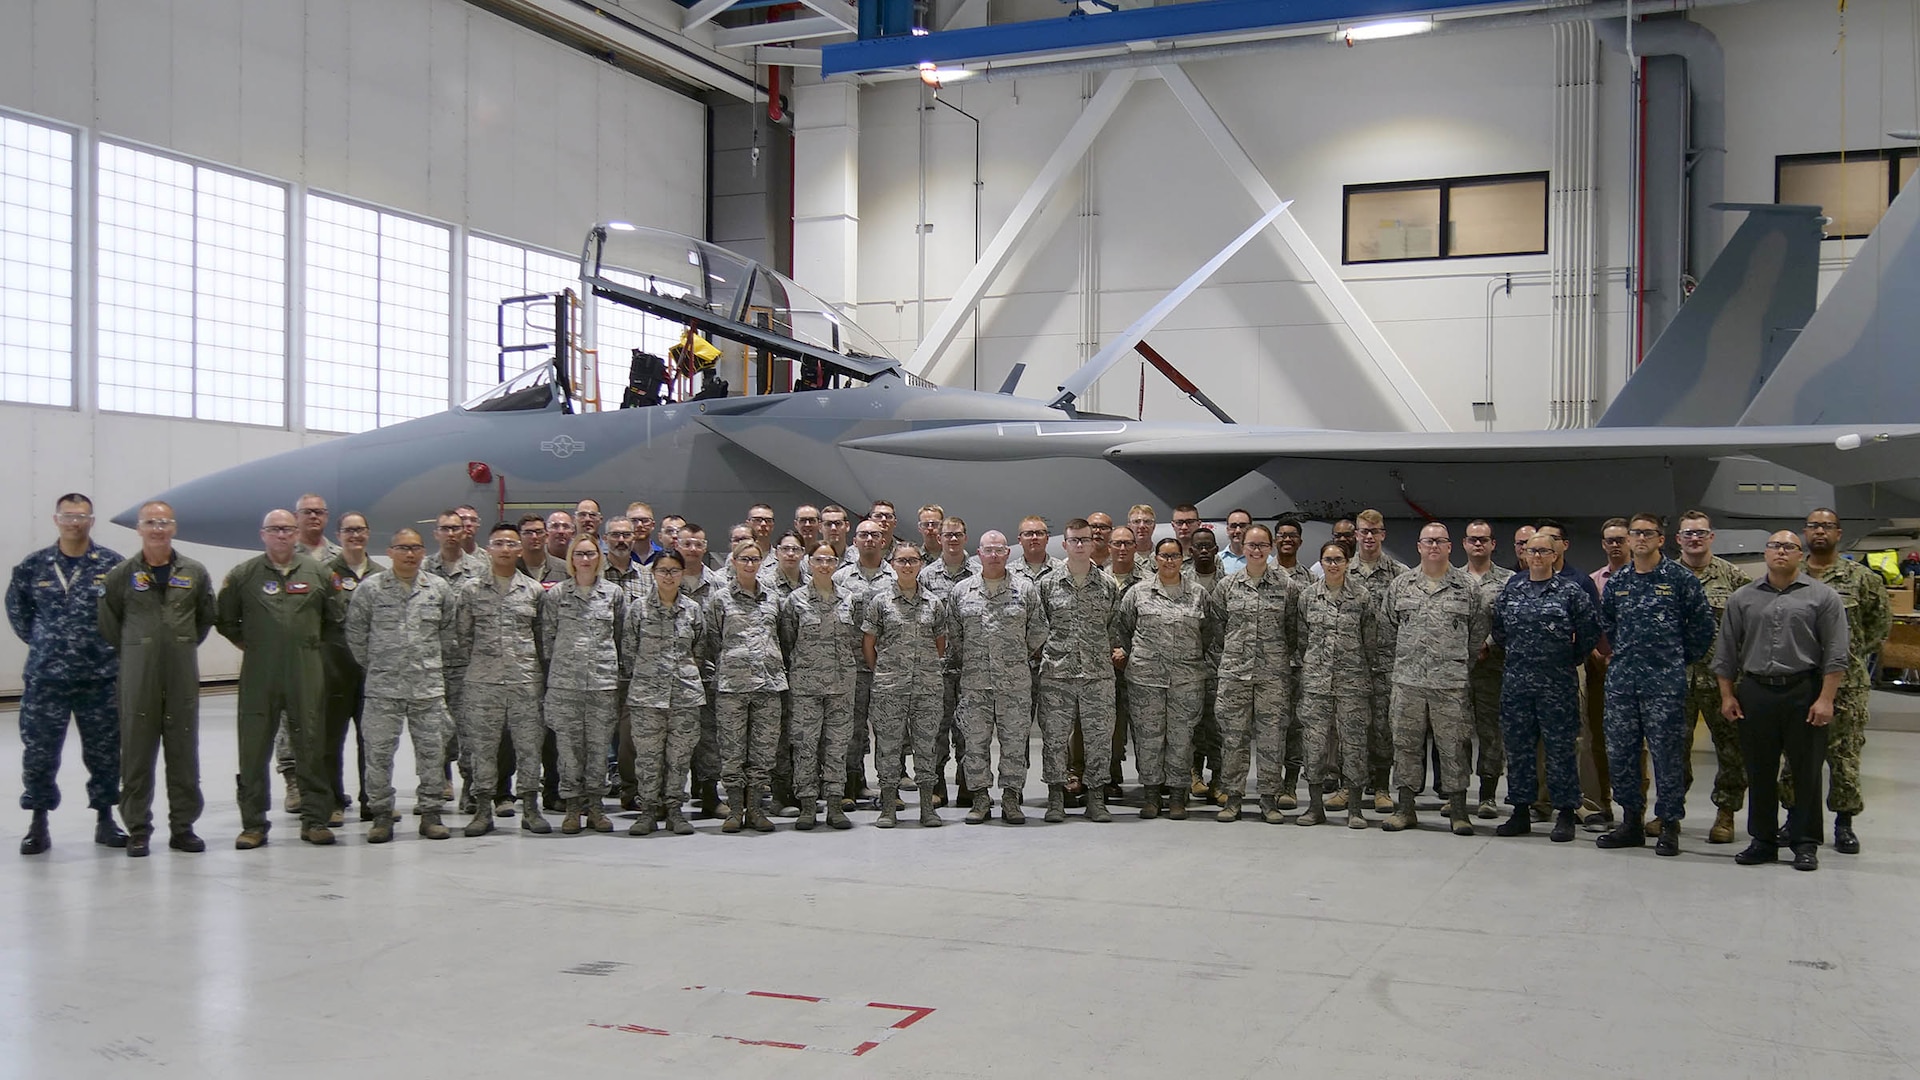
[131, 194, 1920, 551]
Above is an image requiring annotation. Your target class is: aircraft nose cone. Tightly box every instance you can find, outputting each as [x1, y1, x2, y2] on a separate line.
[128, 440, 346, 551]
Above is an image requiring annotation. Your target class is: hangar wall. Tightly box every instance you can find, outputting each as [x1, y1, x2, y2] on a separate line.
[848, 0, 1915, 431]
[0, 0, 706, 692]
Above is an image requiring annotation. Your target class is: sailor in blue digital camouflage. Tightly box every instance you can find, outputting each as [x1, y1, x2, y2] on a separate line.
[347, 528, 459, 842]
[539, 538, 627, 835]
[1461, 520, 1515, 817]
[1672, 511, 1754, 842]
[452, 522, 548, 835]
[945, 530, 1046, 824]
[1035, 520, 1122, 824]
[1117, 537, 1218, 821]
[779, 542, 863, 830]
[8, 494, 125, 854]
[862, 543, 952, 828]
[621, 550, 707, 836]
[1206, 524, 1299, 824]
[1377, 522, 1490, 836]
[1295, 542, 1379, 828]
[1491, 534, 1602, 842]
[704, 541, 787, 834]
[1597, 513, 1716, 855]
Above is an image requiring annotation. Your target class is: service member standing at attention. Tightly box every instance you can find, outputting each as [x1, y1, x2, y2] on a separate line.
[1461, 520, 1514, 818]
[1104, 525, 1149, 798]
[946, 530, 1048, 825]
[705, 541, 786, 835]
[923, 517, 978, 809]
[1597, 513, 1716, 856]
[427, 509, 488, 813]
[346, 529, 458, 843]
[1715, 531, 1849, 871]
[1209, 525, 1299, 824]
[1295, 541, 1379, 829]
[1350, 509, 1408, 809]
[862, 542, 951, 828]
[778, 544, 862, 831]
[1490, 535, 1601, 842]
[1673, 511, 1754, 844]
[835, 519, 895, 805]
[1782, 509, 1891, 854]
[294, 494, 343, 564]
[324, 514, 382, 824]
[1117, 537, 1218, 821]
[1218, 510, 1253, 575]
[1036, 520, 1123, 823]
[540, 538, 627, 835]
[8, 493, 126, 855]
[1377, 523, 1489, 836]
[98, 502, 214, 857]
[1271, 516, 1315, 810]
[453, 523, 550, 836]
[217, 509, 339, 848]
[621, 550, 706, 836]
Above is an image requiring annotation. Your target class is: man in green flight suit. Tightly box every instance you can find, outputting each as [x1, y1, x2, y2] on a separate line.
[98, 501, 216, 857]
[217, 508, 341, 848]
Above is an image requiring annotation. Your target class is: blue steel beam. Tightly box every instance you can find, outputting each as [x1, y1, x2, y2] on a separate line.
[823, 0, 1508, 75]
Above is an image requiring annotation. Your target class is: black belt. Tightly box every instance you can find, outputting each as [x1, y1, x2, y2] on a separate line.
[1743, 670, 1818, 688]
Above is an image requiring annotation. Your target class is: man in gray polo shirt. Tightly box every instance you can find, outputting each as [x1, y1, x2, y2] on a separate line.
[1713, 530, 1848, 872]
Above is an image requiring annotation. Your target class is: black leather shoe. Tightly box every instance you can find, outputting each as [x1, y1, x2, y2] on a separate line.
[95, 815, 129, 848]
[1654, 821, 1679, 857]
[1833, 816, 1860, 855]
[1595, 820, 1645, 849]
[126, 834, 150, 858]
[1792, 846, 1819, 872]
[19, 811, 49, 856]
[169, 831, 207, 853]
[1550, 809, 1577, 843]
[1734, 841, 1779, 865]
[1495, 809, 1532, 837]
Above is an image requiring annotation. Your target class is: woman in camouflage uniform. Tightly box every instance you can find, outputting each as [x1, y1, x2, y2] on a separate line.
[778, 543, 863, 831]
[620, 550, 705, 837]
[1116, 537, 1218, 820]
[1297, 541, 1380, 829]
[539, 537, 627, 835]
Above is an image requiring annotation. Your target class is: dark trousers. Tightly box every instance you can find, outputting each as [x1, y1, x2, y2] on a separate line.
[1736, 674, 1829, 850]
[323, 679, 364, 814]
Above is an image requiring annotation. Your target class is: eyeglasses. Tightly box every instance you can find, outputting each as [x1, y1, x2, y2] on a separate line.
[1018, 530, 1048, 539]
[795, 516, 820, 525]
[1064, 535, 1093, 545]
[855, 532, 881, 541]
[1677, 529, 1710, 540]
[263, 526, 297, 535]
[734, 554, 763, 563]
[808, 554, 837, 564]
[55, 513, 94, 524]
[1321, 555, 1348, 565]
[1525, 547, 1558, 556]
[521, 528, 546, 537]
[979, 545, 1010, 555]
[297, 507, 328, 516]
[1356, 527, 1384, 537]
[870, 511, 895, 520]
[488, 538, 522, 549]
[1154, 552, 1182, 561]
[1171, 519, 1200, 528]
[749, 515, 775, 525]
[1417, 538, 1450, 547]
[391, 544, 425, 554]
[941, 531, 966, 540]
[340, 525, 370, 536]
[774, 545, 804, 554]
[435, 524, 462, 533]
[680, 539, 708, 550]
[1110, 539, 1135, 549]
[892, 555, 922, 565]
[630, 516, 655, 525]
[1803, 521, 1838, 531]
[572, 551, 599, 561]
[1245, 540, 1272, 550]
[1764, 541, 1803, 552]
[137, 518, 176, 528]
[1627, 528, 1660, 538]
[653, 567, 683, 577]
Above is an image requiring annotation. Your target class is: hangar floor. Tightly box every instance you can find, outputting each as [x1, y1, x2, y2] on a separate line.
[4, 693, 1919, 1080]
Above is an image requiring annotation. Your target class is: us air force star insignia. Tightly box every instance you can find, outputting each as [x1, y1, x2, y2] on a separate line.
[541, 435, 586, 458]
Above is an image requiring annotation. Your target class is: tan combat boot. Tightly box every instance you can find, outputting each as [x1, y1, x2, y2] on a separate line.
[1382, 790, 1418, 832]
[1708, 807, 1735, 844]
[419, 812, 450, 840]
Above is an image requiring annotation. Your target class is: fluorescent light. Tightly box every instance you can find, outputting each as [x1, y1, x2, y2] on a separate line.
[1335, 18, 1433, 43]
[607, 221, 636, 231]
[917, 63, 975, 87]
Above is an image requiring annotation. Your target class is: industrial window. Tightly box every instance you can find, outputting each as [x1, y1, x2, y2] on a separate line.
[1343, 172, 1549, 264]
[97, 141, 287, 425]
[0, 112, 75, 407]
[303, 194, 451, 434]
[465, 234, 577, 396]
[1775, 149, 1918, 239]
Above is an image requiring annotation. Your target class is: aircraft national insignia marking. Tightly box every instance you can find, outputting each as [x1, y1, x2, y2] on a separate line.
[541, 435, 587, 459]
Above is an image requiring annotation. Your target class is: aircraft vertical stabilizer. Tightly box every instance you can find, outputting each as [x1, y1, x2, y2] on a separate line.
[1596, 204, 1821, 427]
[1738, 171, 1920, 426]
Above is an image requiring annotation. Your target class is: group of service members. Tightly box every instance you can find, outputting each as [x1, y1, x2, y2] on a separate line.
[7, 492, 1887, 872]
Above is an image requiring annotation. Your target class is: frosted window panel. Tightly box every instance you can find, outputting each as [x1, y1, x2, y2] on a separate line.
[0, 113, 74, 406]
[1780, 158, 1889, 238]
[1448, 176, 1548, 257]
[1345, 186, 1440, 263]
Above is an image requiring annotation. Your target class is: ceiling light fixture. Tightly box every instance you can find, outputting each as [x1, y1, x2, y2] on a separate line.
[1334, 17, 1434, 45]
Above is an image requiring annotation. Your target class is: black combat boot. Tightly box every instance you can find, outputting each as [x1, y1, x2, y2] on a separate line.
[20, 810, 50, 855]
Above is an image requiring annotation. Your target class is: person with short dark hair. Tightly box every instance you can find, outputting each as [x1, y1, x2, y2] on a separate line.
[862, 542, 952, 828]
[1715, 531, 1849, 871]
[454, 522, 548, 835]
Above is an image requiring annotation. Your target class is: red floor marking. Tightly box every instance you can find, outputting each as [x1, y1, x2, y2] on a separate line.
[746, 990, 824, 1002]
[850, 1041, 883, 1057]
[867, 1002, 937, 1029]
[591, 988, 936, 1057]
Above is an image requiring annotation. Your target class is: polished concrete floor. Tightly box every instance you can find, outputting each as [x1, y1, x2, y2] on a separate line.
[4, 692, 1919, 1080]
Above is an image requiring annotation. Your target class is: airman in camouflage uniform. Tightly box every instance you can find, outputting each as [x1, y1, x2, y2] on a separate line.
[1269, 517, 1316, 809]
[1674, 513, 1754, 841]
[347, 545, 458, 841]
[1295, 547, 1379, 829]
[8, 494, 124, 854]
[946, 531, 1047, 824]
[779, 557, 862, 830]
[453, 526, 548, 835]
[834, 530, 895, 800]
[1117, 551, 1217, 821]
[1378, 524, 1490, 835]
[1783, 510, 1893, 853]
[705, 552, 788, 835]
[1207, 527, 1298, 824]
[1597, 514, 1716, 853]
[1036, 521, 1122, 823]
[539, 564, 627, 834]
[621, 558, 706, 836]
[1349, 513, 1408, 804]
[862, 549, 952, 828]
[1462, 521, 1514, 817]
[1490, 536, 1602, 842]
[922, 519, 979, 807]
[426, 513, 491, 809]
